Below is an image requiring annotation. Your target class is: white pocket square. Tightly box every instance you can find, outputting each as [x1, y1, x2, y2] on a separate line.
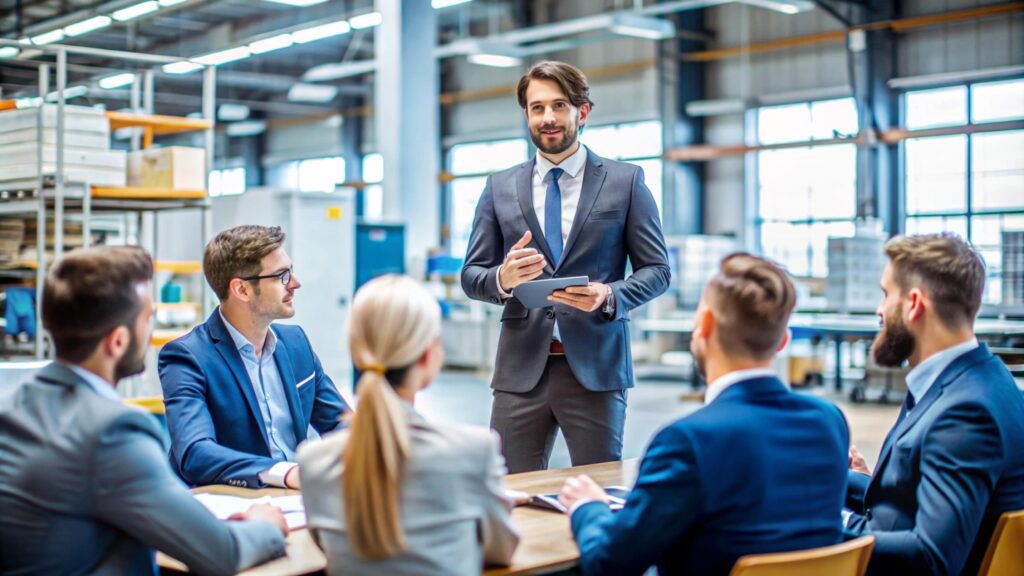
[296, 372, 315, 388]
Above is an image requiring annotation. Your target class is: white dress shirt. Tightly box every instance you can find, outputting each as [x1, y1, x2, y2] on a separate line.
[703, 368, 780, 405]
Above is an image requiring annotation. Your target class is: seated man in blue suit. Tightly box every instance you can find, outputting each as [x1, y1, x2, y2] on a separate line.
[844, 233, 1024, 576]
[559, 253, 849, 576]
[159, 225, 350, 488]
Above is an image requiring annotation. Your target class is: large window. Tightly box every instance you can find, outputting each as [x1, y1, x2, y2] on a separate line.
[297, 156, 346, 193]
[754, 98, 859, 277]
[361, 152, 383, 220]
[208, 167, 246, 197]
[448, 138, 529, 259]
[581, 120, 664, 215]
[903, 79, 1024, 304]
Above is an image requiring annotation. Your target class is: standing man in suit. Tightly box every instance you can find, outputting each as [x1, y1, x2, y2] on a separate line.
[559, 253, 850, 576]
[461, 61, 670, 473]
[160, 225, 350, 489]
[0, 246, 287, 576]
[844, 233, 1024, 576]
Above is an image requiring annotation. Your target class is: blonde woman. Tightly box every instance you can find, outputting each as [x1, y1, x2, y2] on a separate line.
[298, 275, 520, 575]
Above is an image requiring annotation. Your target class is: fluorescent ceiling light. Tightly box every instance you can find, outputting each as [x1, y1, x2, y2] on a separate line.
[113, 1, 160, 22]
[288, 83, 338, 103]
[31, 29, 65, 45]
[432, 0, 472, 8]
[18, 37, 32, 45]
[218, 103, 250, 121]
[293, 20, 350, 43]
[16, 97, 42, 109]
[264, 0, 328, 5]
[45, 85, 89, 101]
[192, 46, 251, 66]
[98, 73, 135, 89]
[162, 60, 203, 74]
[303, 59, 377, 82]
[249, 33, 294, 54]
[64, 15, 112, 37]
[158, 0, 188, 5]
[609, 13, 675, 40]
[226, 120, 266, 137]
[0, 47, 19, 59]
[349, 12, 382, 29]
[738, 0, 815, 14]
[467, 53, 521, 67]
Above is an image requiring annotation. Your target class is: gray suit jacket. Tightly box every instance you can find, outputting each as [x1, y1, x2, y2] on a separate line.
[0, 362, 286, 576]
[461, 149, 670, 393]
[297, 404, 520, 576]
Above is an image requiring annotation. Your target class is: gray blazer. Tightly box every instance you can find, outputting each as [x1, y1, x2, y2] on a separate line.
[461, 149, 670, 393]
[297, 405, 520, 576]
[0, 362, 286, 576]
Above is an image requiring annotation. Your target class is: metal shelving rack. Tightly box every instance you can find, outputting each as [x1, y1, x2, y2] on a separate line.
[0, 40, 216, 359]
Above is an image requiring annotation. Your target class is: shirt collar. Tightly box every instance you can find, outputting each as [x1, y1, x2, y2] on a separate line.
[219, 309, 277, 358]
[905, 337, 979, 405]
[704, 368, 779, 406]
[62, 362, 120, 402]
[535, 144, 587, 181]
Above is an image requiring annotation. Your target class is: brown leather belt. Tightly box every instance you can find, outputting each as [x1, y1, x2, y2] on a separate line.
[550, 341, 565, 355]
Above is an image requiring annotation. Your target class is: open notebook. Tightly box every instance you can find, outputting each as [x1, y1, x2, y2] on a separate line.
[193, 493, 307, 529]
[525, 486, 630, 513]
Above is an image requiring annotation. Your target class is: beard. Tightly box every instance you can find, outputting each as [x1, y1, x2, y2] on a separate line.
[530, 122, 578, 155]
[872, 314, 916, 367]
[690, 338, 707, 383]
[114, 326, 147, 381]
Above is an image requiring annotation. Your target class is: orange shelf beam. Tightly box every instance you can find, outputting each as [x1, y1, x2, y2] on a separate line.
[91, 186, 207, 200]
[105, 111, 212, 148]
[155, 260, 202, 274]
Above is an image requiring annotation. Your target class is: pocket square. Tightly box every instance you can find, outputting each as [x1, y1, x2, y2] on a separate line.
[296, 372, 315, 388]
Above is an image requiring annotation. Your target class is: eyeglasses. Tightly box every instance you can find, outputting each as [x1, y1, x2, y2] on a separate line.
[240, 267, 293, 286]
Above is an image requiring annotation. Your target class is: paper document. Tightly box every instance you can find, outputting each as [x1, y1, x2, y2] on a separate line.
[194, 493, 307, 529]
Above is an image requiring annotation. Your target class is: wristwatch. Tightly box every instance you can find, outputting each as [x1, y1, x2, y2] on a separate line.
[602, 285, 615, 316]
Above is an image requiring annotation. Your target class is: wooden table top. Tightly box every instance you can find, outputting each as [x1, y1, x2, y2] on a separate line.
[158, 459, 639, 576]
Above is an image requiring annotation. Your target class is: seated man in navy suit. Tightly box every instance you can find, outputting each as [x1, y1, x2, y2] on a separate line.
[559, 253, 849, 576]
[159, 225, 350, 488]
[844, 233, 1024, 576]
[561, 252, 847, 573]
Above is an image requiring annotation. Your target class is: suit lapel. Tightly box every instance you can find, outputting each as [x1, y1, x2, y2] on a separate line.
[558, 151, 606, 271]
[271, 328, 308, 442]
[209, 310, 270, 447]
[515, 159, 555, 274]
[867, 344, 991, 497]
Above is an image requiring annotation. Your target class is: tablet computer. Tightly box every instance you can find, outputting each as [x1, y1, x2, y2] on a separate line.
[513, 276, 589, 309]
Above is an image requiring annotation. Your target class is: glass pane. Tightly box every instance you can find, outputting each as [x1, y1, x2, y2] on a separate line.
[807, 145, 857, 220]
[810, 98, 858, 140]
[971, 130, 1024, 211]
[362, 153, 384, 184]
[905, 86, 968, 129]
[759, 148, 811, 221]
[760, 222, 811, 277]
[580, 125, 620, 158]
[221, 167, 245, 196]
[633, 159, 663, 217]
[208, 170, 222, 198]
[971, 79, 1024, 124]
[905, 136, 967, 214]
[450, 176, 488, 259]
[298, 157, 345, 193]
[810, 221, 856, 277]
[758, 103, 811, 145]
[450, 139, 527, 176]
[972, 214, 1024, 305]
[363, 184, 383, 220]
[592, 121, 663, 159]
[904, 215, 968, 238]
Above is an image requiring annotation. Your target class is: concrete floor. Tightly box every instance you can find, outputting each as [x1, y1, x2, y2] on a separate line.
[416, 370, 900, 471]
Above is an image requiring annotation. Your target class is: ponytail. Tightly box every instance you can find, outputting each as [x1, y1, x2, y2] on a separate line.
[341, 370, 411, 560]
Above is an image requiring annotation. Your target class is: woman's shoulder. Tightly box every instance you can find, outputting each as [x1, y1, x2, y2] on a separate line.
[297, 427, 351, 473]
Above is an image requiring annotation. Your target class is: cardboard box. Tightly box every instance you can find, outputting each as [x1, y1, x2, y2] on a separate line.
[127, 147, 206, 190]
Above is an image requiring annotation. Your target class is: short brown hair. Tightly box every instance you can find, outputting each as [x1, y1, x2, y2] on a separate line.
[704, 253, 797, 359]
[517, 61, 594, 110]
[42, 245, 153, 362]
[884, 233, 985, 329]
[204, 225, 286, 300]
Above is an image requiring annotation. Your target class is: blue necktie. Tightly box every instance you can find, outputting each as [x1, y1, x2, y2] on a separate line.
[545, 168, 564, 266]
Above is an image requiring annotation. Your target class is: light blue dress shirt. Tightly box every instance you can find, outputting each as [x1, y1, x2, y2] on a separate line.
[65, 363, 121, 402]
[219, 311, 298, 461]
[905, 337, 979, 409]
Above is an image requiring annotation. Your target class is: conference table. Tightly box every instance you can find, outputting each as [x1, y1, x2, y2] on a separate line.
[158, 459, 641, 576]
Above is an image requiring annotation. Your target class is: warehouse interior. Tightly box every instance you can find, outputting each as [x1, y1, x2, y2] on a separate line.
[0, 1, 1023, 572]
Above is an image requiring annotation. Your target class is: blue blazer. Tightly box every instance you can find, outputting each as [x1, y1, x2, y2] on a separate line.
[571, 377, 849, 576]
[845, 344, 1024, 576]
[461, 149, 670, 393]
[158, 309, 350, 488]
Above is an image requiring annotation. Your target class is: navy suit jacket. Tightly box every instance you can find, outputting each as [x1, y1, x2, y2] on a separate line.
[571, 377, 849, 576]
[461, 149, 670, 393]
[845, 344, 1024, 576]
[158, 309, 349, 488]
